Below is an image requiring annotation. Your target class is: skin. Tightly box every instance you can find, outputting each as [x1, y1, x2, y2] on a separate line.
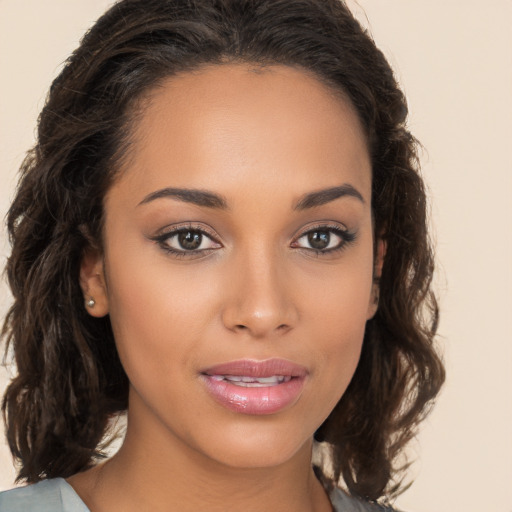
[74, 63, 382, 512]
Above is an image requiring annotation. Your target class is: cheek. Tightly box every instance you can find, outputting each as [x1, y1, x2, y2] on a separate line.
[303, 249, 374, 339]
[312, 285, 368, 381]
[301, 246, 374, 397]
[103, 242, 222, 385]
[295, 286, 369, 434]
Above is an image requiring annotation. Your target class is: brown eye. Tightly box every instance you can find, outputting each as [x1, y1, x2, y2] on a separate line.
[307, 231, 330, 250]
[292, 226, 355, 253]
[155, 227, 221, 254]
[178, 230, 203, 250]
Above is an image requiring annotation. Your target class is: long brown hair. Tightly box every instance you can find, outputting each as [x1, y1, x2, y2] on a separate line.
[2, 0, 444, 501]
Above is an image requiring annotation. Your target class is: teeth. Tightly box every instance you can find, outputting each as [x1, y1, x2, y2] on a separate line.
[209, 375, 292, 387]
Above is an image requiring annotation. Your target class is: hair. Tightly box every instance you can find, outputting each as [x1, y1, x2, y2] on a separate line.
[2, 0, 444, 503]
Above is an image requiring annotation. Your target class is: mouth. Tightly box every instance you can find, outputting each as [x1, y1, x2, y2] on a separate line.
[200, 359, 307, 415]
[208, 374, 292, 387]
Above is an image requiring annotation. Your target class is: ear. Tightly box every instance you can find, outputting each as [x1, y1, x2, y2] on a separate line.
[80, 247, 109, 317]
[366, 238, 386, 320]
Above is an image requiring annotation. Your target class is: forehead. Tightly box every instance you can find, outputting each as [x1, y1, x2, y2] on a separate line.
[112, 63, 371, 206]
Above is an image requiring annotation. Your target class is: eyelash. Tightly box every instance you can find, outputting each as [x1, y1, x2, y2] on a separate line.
[150, 223, 356, 258]
[150, 223, 221, 259]
[291, 223, 357, 256]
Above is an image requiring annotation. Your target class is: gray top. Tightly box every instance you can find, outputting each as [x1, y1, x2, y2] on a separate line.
[0, 478, 397, 511]
[0, 479, 88, 512]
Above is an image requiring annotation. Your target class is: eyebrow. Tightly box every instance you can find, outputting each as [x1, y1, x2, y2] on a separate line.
[138, 187, 228, 209]
[138, 183, 364, 211]
[293, 184, 365, 210]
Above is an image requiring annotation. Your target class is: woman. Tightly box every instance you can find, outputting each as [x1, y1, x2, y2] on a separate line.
[0, 0, 444, 510]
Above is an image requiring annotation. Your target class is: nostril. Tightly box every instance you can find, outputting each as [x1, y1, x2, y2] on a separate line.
[232, 323, 290, 333]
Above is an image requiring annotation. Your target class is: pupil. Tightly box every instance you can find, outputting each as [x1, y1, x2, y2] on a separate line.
[308, 231, 330, 249]
[178, 231, 202, 250]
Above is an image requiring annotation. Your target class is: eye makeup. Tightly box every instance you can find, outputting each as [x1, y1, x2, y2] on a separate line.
[148, 222, 223, 259]
[148, 220, 357, 260]
[291, 222, 357, 257]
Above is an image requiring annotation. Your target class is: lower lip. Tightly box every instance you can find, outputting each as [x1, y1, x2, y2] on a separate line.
[201, 375, 305, 415]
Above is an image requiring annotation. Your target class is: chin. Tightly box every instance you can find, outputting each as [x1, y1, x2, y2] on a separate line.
[195, 420, 313, 470]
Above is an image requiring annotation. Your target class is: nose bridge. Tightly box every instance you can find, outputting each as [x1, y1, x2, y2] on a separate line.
[222, 243, 297, 337]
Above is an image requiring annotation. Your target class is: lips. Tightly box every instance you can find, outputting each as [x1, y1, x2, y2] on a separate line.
[209, 374, 292, 387]
[200, 359, 307, 415]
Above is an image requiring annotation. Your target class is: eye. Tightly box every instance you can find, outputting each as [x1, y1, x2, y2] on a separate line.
[151, 226, 222, 256]
[291, 225, 356, 253]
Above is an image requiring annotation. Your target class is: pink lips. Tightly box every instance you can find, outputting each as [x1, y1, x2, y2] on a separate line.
[201, 359, 307, 415]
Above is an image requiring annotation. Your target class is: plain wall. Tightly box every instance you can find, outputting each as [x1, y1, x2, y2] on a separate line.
[1, 1, 511, 511]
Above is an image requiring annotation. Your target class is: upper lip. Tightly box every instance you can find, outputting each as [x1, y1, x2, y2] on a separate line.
[201, 358, 308, 378]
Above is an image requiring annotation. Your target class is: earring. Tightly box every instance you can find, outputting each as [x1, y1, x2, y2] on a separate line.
[86, 298, 96, 308]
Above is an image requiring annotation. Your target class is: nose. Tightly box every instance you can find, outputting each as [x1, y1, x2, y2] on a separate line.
[221, 248, 299, 338]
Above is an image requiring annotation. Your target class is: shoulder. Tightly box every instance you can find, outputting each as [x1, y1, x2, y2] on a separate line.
[329, 487, 401, 512]
[0, 478, 89, 512]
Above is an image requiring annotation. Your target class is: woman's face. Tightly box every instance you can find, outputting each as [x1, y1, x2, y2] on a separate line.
[82, 64, 378, 469]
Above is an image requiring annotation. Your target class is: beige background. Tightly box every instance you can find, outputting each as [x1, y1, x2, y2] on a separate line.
[1, 1, 511, 511]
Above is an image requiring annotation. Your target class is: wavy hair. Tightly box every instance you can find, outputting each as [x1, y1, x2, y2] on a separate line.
[2, 0, 444, 501]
